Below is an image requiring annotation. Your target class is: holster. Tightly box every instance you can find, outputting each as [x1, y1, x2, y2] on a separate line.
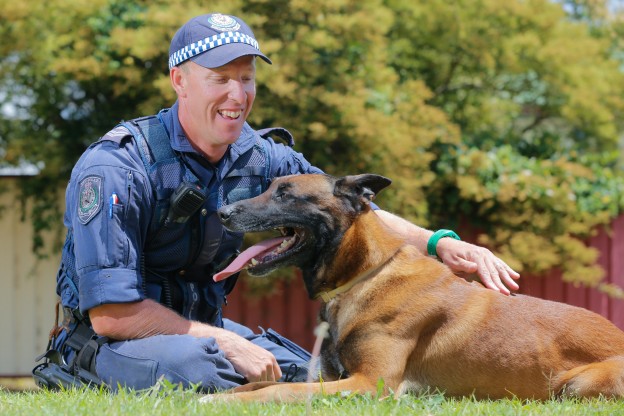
[32, 304, 107, 390]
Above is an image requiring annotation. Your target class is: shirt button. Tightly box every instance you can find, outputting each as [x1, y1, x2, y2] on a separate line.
[201, 209, 208, 216]
[179, 270, 186, 276]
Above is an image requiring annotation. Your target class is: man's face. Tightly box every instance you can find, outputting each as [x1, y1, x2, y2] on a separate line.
[174, 56, 257, 156]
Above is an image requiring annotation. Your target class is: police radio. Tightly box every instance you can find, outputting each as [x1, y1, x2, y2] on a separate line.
[166, 182, 206, 224]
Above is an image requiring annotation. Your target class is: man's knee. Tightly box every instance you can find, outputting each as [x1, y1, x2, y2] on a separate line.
[96, 334, 245, 392]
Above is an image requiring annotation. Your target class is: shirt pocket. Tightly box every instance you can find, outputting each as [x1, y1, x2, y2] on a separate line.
[106, 200, 129, 267]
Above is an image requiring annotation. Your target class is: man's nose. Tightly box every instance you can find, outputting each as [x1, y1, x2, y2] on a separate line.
[227, 79, 246, 103]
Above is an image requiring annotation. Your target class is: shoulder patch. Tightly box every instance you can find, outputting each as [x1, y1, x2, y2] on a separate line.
[78, 175, 103, 225]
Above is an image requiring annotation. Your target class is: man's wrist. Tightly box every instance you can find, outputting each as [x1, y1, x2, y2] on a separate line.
[427, 229, 461, 258]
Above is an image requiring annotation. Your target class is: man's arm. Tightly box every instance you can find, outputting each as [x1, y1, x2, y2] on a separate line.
[89, 299, 282, 382]
[375, 210, 520, 295]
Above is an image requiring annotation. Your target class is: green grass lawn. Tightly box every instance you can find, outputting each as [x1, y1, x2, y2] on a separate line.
[2, 382, 623, 416]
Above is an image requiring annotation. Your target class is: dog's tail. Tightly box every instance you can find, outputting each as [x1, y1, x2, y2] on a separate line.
[553, 356, 624, 398]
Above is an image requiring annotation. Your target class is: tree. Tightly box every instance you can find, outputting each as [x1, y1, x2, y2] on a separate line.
[1, 0, 624, 293]
[386, 0, 624, 288]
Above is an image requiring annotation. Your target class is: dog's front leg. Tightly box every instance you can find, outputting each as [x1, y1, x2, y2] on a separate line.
[201, 373, 376, 404]
[228, 381, 281, 393]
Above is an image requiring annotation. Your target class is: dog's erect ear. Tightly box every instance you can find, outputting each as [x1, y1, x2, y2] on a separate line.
[334, 174, 392, 207]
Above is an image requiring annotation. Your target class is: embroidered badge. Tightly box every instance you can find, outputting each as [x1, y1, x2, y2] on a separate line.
[78, 175, 103, 224]
[208, 14, 240, 32]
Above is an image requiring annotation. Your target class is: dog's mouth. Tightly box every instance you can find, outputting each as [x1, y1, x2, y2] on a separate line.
[213, 227, 307, 282]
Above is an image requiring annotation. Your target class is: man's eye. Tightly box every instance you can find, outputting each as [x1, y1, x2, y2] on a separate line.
[210, 76, 228, 84]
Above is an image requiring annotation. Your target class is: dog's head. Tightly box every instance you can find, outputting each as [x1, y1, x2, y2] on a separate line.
[215, 174, 391, 294]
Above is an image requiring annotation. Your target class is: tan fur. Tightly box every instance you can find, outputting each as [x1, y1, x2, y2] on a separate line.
[208, 174, 624, 403]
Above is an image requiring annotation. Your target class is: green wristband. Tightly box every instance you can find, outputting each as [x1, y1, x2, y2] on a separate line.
[427, 229, 461, 257]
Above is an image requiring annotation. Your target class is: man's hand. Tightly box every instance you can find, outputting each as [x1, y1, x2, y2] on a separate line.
[374, 210, 520, 295]
[436, 237, 520, 295]
[214, 330, 282, 382]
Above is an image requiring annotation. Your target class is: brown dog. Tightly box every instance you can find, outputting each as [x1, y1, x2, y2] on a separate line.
[207, 173, 624, 402]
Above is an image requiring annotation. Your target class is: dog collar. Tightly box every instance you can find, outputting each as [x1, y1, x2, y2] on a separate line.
[316, 250, 398, 303]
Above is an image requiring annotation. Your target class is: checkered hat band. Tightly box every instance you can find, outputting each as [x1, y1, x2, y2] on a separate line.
[168, 31, 260, 69]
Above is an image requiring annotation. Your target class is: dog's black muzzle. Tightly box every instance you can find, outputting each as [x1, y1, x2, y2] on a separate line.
[217, 204, 240, 226]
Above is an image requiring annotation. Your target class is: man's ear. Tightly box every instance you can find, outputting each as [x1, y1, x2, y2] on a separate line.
[170, 66, 187, 97]
[334, 174, 392, 209]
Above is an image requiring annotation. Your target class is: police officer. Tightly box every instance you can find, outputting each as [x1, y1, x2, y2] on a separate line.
[49, 12, 519, 392]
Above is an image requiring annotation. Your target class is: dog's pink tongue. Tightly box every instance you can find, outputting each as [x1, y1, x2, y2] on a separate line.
[213, 236, 287, 282]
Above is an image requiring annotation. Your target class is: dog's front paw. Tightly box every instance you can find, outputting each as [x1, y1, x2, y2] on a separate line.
[198, 394, 215, 404]
[199, 393, 238, 404]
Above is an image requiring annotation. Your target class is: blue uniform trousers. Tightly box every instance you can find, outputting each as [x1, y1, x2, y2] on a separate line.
[95, 319, 310, 392]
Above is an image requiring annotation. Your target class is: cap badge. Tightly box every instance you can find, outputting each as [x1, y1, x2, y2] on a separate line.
[208, 14, 240, 32]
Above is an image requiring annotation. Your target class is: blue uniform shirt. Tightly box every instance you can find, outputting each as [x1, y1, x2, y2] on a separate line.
[61, 102, 323, 326]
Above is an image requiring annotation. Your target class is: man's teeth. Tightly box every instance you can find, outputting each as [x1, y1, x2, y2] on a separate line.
[220, 110, 242, 119]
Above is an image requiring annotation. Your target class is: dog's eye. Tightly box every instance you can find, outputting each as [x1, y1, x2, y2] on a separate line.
[274, 183, 291, 200]
[273, 183, 291, 201]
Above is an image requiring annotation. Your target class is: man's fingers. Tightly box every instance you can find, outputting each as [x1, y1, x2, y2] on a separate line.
[484, 257, 510, 295]
[449, 257, 478, 274]
[255, 358, 281, 382]
[490, 257, 520, 291]
[437, 239, 521, 294]
[498, 264, 520, 291]
[263, 358, 282, 382]
[227, 339, 282, 382]
[248, 363, 278, 383]
[474, 257, 501, 294]
[273, 361, 282, 381]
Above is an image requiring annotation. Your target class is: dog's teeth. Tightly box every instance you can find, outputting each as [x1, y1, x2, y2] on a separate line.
[275, 236, 296, 254]
[250, 258, 259, 266]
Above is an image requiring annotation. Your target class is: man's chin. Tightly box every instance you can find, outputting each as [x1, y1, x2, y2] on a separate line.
[220, 124, 245, 142]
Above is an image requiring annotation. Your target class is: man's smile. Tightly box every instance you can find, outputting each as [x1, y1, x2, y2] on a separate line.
[218, 110, 243, 119]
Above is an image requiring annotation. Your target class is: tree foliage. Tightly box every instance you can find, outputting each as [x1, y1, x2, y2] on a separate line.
[389, 0, 624, 286]
[1, 0, 624, 290]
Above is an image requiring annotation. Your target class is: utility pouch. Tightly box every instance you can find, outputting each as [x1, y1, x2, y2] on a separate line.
[264, 328, 312, 362]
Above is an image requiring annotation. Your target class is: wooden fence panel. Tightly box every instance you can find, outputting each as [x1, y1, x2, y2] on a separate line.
[589, 228, 611, 318]
[543, 269, 565, 303]
[610, 216, 624, 329]
[565, 278, 587, 309]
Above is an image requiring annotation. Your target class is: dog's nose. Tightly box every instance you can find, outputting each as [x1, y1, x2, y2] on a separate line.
[217, 205, 234, 223]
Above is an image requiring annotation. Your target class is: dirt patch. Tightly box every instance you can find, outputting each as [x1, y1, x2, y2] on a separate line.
[0, 377, 38, 392]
